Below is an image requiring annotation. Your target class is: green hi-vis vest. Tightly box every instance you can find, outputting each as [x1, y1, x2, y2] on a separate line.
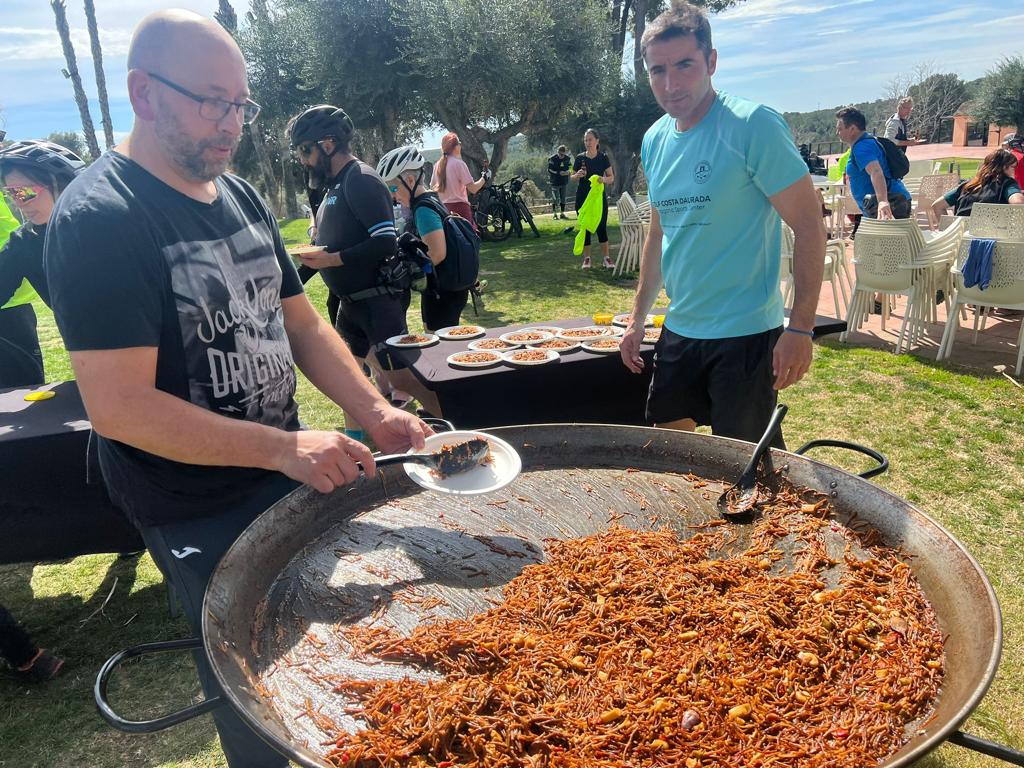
[0, 197, 39, 309]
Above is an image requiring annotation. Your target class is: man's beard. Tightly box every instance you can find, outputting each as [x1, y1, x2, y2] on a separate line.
[306, 153, 332, 190]
[155, 105, 239, 182]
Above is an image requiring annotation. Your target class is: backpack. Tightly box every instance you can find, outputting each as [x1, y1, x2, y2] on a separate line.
[410, 193, 481, 292]
[849, 134, 910, 182]
[875, 136, 910, 180]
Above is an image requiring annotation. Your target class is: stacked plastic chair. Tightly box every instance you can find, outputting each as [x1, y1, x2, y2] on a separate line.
[613, 192, 646, 275]
[937, 204, 1024, 374]
[842, 217, 964, 353]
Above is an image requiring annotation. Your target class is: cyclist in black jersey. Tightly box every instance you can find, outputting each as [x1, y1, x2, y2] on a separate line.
[287, 106, 439, 431]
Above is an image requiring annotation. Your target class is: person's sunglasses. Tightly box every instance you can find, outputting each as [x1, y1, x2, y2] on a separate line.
[146, 71, 261, 125]
[388, 184, 399, 194]
[2, 185, 45, 203]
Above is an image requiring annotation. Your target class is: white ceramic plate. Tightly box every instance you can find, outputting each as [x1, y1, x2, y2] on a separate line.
[287, 244, 326, 257]
[557, 326, 617, 342]
[436, 325, 486, 341]
[446, 351, 503, 368]
[500, 348, 560, 366]
[641, 329, 662, 345]
[527, 339, 581, 354]
[582, 338, 623, 354]
[521, 326, 563, 336]
[386, 333, 439, 348]
[499, 330, 554, 345]
[613, 313, 655, 327]
[468, 338, 519, 351]
[403, 430, 521, 496]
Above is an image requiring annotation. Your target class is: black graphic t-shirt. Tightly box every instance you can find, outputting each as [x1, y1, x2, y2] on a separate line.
[314, 160, 398, 297]
[573, 151, 612, 203]
[46, 152, 303, 526]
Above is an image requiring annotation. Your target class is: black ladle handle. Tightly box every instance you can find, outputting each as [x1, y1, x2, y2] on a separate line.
[737, 404, 788, 487]
[794, 439, 889, 479]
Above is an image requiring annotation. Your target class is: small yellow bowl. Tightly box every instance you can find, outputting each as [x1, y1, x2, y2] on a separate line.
[24, 390, 56, 401]
[652, 314, 666, 328]
[592, 312, 614, 325]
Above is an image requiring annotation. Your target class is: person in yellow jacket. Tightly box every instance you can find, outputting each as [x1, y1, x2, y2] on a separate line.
[0, 140, 86, 387]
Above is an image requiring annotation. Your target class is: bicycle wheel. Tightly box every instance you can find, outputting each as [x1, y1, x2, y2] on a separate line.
[508, 200, 524, 237]
[479, 201, 511, 242]
[517, 198, 541, 238]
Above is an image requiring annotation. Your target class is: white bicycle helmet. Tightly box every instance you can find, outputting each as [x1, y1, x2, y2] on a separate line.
[376, 146, 426, 182]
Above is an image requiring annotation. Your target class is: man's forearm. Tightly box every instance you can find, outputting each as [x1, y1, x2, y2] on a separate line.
[86, 383, 290, 470]
[789, 229, 826, 330]
[868, 167, 889, 203]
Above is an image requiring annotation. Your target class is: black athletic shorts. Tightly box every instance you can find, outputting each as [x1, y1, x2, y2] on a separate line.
[421, 288, 469, 332]
[336, 290, 411, 370]
[646, 326, 785, 447]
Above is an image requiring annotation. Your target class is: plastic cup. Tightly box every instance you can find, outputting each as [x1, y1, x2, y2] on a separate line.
[652, 314, 665, 327]
[592, 312, 614, 325]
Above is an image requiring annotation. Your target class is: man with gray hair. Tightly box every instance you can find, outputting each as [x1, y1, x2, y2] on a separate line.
[44, 10, 429, 766]
[884, 96, 923, 154]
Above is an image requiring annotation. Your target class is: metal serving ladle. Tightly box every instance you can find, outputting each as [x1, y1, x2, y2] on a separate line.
[716, 404, 788, 518]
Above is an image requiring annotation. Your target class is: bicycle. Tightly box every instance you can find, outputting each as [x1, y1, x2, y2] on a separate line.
[473, 175, 540, 241]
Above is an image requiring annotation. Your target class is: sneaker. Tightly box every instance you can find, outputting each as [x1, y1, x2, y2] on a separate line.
[16, 650, 64, 682]
[581, 257, 592, 269]
[603, 257, 615, 269]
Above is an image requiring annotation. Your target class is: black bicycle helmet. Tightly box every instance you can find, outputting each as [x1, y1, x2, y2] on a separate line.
[288, 105, 354, 148]
[0, 140, 85, 185]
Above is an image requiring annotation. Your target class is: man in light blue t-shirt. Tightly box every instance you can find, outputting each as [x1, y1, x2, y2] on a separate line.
[620, 1, 825, 446]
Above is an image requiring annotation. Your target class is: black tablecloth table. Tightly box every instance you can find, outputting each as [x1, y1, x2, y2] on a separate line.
[0, 381, 143, 564]
[389, 313, 846, 430]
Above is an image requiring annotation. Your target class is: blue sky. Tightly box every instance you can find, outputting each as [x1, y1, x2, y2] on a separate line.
[2, 0, 1022, 145]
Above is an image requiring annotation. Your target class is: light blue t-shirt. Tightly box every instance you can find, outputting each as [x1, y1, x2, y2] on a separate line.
[641, 92, 807, 339]
[413, 205, 444, 236]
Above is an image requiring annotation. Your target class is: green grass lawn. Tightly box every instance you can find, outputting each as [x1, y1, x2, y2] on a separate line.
[3, 213, 1023, 766]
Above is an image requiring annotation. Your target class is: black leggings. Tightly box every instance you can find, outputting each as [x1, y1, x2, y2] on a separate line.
[422, 288, 469, 331]
[576, 195, 609, 246]
[0, 304, 44, 389]
[0, 603, 38, 669]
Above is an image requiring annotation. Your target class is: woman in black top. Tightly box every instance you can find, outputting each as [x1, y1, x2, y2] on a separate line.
[0, 141, 84, 388]
[572, 128, 615, 269]
[929, 148, 1024, 223]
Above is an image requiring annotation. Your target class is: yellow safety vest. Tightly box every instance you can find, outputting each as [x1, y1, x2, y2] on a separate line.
[0, 197, 39, 309]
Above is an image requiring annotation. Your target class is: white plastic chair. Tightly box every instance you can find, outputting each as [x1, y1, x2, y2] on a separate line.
[915, 173, 960, 227]
[780, 224, 849, 319]
[937, 238, 1024, 375]
[613, 193, 645, 275]
[842, 218, 964, 352]
[966, 203, 1024, 241]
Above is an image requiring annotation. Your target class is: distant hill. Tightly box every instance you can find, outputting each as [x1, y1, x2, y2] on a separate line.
[783, 77, 984, 149]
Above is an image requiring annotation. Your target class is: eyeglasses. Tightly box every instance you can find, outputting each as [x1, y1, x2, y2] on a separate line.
[388, 184, 399, 194]
[2, 185, 45, 203]
[146, 71, 261, 125]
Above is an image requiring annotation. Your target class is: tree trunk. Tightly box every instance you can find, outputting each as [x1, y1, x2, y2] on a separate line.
[248, 123, 281, 215]
[632, 0, 648, 83]
[215, 0, 237, 32]
[279, 137, 301, 219]
[83, 0, 114, 150]
[51, 0, 101, 160]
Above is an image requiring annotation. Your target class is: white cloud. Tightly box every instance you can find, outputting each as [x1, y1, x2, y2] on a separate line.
[719, 0, 874, 23]
[0, 26, 133, 63]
